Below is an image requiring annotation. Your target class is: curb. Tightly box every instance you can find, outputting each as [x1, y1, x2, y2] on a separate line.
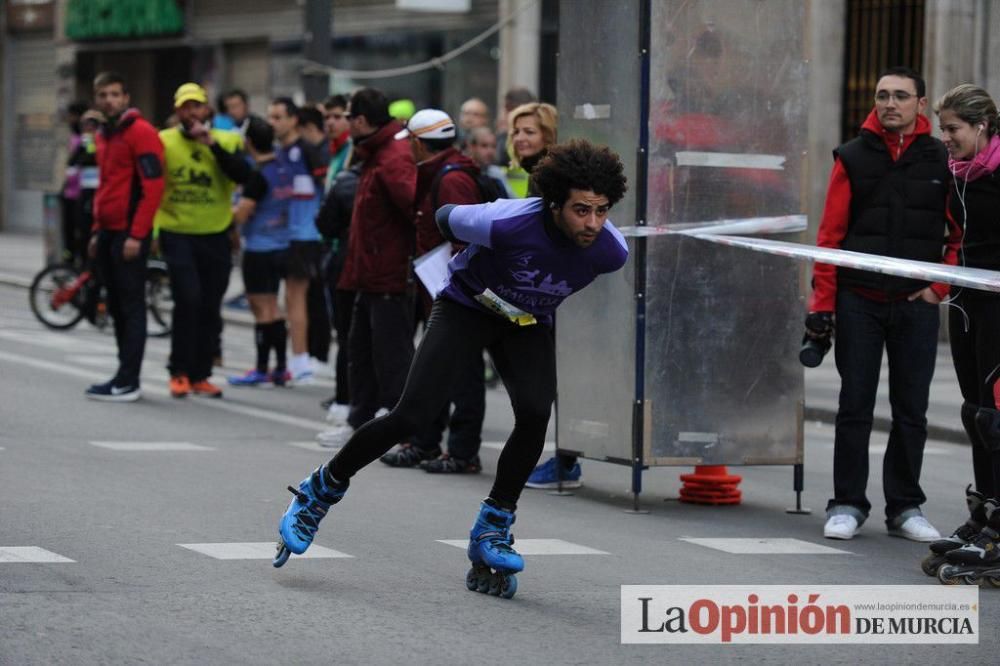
[2, 269, 970, 445]
[803, 406, 967, 445]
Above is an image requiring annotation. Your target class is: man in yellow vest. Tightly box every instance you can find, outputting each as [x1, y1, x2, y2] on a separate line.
[155, 83, 250, 398]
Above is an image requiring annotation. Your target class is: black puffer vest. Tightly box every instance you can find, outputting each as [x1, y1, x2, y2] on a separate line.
[950, 170, 1000, 271]
[835, 130, 949, 296]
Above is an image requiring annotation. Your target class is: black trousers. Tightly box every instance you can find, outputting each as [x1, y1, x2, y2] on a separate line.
[949, 289, 1000, 498]
[330, 298, 555, 507]
[332, 288, 354, 405]
[346, 291, 415, 429]
[828, 289, 939, 521]
[413, 346, 486, 460]
[307, 249, 332, 363]
[160, 230, 232, 382]
[95, 230, 148, 387]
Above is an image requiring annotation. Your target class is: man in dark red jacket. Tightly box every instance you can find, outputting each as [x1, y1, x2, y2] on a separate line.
[326, 88, 417, 441]
[377, 109, 489, 472]
[807, 66, 961, 541]
[85, 71, 165, 402]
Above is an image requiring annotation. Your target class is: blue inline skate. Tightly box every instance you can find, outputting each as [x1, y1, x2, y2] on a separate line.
[466, 499, 523, 599]
[273, 466, 348, 567]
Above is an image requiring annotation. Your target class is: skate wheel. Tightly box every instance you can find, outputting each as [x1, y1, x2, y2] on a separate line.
[499, 574, 517, 599]
[921, 554, 941, 577]
[937, 565, 960, 585]
[985, 576, 1000, 588]
[273, 541, 291, 568]
[465, 568, 479, 591]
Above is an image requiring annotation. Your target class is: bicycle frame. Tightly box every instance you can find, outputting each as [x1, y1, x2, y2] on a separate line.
[50, 270, 92, 309]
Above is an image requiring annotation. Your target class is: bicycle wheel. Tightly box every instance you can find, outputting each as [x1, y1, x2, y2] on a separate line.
[29, 264, 87, 330]
[146, 260, 173, 337]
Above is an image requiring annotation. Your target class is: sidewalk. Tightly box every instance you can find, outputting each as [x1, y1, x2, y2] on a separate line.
[0, 229, 966, 443]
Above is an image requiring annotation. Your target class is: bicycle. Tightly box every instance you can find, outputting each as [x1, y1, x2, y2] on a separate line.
[28, 258, 173, 336]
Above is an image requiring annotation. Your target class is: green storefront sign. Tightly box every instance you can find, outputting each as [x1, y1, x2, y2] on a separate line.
[66, 0, 184, 40]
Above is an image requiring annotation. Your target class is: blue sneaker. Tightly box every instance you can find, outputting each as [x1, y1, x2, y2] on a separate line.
[466, 500, 523, 598]
[273, 466, 348, 567]
[524, 456, 582, 489]
[227, 369, 271, 386]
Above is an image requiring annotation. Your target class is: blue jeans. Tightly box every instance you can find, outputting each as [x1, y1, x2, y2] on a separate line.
[827, 289, 939, 523]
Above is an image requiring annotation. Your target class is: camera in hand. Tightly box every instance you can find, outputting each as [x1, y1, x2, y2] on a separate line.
[800, 311, 834, 368]
[799, 333, 831, 368]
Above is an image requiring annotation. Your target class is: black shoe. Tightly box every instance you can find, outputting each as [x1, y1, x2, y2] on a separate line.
[85, 381, 141, 402]
[379, 443, 441, 468]
[421, 454, 482, 474]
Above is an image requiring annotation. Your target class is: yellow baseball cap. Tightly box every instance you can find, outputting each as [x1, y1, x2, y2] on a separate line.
[174, 82, 208, 108]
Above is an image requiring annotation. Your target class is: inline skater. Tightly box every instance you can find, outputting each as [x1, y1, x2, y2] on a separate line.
[272, 139, 629, 599]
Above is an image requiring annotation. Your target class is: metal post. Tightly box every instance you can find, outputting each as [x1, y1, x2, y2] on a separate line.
[624, 0, 651, 516]
[785, 462, 812, 514]
[302, 0, 331, 103]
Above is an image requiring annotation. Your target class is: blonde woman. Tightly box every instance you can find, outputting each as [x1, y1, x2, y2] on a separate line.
[506, 102, 558, 197]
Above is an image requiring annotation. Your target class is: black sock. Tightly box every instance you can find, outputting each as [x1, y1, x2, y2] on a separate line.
[271, 320, 288, 370]
[324, 464, 348, 489]
[254, 323, 270, 373]
[485, 496, 516, 512]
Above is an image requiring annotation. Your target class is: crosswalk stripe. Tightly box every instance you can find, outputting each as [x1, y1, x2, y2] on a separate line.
[0, 547, 75, 563]
[178, 542, 352, 560]
[90, 441, 214, 451]
[437, 538, 608, 555]
[679, 538, 852, 555]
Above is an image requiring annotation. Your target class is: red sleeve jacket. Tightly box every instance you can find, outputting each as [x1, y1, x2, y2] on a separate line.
[93, 108, 165, 240]
[809, 111, 961, 312]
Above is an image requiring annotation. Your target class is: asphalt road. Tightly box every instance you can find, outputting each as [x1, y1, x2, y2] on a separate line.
[0, 282, 996, 664]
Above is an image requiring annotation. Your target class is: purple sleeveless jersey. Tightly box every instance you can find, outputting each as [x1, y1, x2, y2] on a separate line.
[439, 197, 629, 326]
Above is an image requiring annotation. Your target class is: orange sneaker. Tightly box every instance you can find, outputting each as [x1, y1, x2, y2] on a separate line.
[191, 379, 223, 398]
[169, 374, 191, 398]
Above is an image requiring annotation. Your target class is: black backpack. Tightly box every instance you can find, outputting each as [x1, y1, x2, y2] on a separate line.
[430, 163, 506, 210]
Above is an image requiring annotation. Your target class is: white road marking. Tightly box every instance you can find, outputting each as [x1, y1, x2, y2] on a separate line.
[90, 441, 214, 451]
[0, 350, 329, 432]
[178, 542, 352, 560]
[481, 440, 556, 452]
[679, 537, 852, 555]
[288, 441, 337, 452]
[0, 547, 75, 563]
[437, 538, 608, 555]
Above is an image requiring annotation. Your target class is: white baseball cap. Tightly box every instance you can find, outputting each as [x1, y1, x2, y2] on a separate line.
[394, 109, 456, 140]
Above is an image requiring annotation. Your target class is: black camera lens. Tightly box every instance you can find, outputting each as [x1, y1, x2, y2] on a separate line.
[799, 333, 832, 368]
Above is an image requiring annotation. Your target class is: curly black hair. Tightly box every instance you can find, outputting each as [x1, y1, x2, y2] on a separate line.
[529, 139, 628, 208]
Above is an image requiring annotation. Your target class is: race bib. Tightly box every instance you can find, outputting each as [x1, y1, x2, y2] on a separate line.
[474, 288, 537, 326]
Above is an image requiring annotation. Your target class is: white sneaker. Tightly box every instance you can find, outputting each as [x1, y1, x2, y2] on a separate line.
[316, 424, 353, 449]
[888, 515, 940, 542]
[824, 514, 859, 540]
[326, 403, 351, 423]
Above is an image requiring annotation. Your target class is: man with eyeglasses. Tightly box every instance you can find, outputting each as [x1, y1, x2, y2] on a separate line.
[807, 66, 961, 542]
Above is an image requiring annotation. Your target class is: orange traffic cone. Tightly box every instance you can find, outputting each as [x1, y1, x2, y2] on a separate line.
[679, 465, 742, 505]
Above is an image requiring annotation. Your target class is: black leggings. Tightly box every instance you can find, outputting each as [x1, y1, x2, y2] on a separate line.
[949, 290, 1000, 498]
[328, 298, 555, 507]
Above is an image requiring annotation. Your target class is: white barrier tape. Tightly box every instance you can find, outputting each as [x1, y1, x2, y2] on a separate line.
[618, 215, 806, 238]
[697, 235, 1000, 294]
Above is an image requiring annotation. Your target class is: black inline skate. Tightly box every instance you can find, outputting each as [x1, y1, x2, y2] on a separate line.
[921, 485, 987, 576]
[937, 499, 1000, 586]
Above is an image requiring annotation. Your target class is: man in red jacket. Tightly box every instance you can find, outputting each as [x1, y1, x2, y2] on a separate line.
[85, 71, 165, 402]
[321, 88, 417, 445]
[807, 66, 961, 541]
[377, 108, 489, 472]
